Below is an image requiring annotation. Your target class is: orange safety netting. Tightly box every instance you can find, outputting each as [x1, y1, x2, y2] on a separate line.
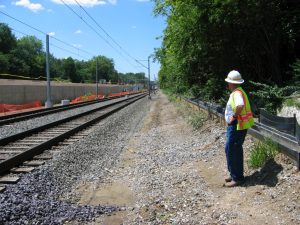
[70, 91, 141, 104]
[0, 100, 42, 113]
[108, 91, 130, 97]
[71, 94, 105, 103]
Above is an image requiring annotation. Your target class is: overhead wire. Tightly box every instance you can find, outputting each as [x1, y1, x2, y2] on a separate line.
[50, 43, 88, 60]
[60, 0, 139, 70]
[0, 10, 94, 59]
[10, 27, 86, 59]
[73, 0, 148, 69]
[0, 8, 148, 73]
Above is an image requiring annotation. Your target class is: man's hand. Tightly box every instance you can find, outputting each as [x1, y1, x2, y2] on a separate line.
[229, 115, 236, 124]
[229, 105, 244, 124]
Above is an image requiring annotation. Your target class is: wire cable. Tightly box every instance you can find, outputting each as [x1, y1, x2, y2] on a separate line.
[73, 0, 147, 69]
[10, 27, 88, 60]
[60, 0, 137, 68]
[0, 10, 94, 58]
[61, 0, 147, 70]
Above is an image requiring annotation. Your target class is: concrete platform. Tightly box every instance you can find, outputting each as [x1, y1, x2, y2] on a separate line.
[0, 79, 139, 105]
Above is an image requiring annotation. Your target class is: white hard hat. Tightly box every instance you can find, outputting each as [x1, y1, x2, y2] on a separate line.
[225, 70, 244, 84]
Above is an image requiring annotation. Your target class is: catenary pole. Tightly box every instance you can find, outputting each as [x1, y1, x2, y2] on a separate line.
[148, 55, 151, 99]
[45, 34, 52, 108]
[96, 58, 98, 99]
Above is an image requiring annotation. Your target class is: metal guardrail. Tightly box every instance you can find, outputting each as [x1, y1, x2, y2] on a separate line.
[184, 97, 300, 170]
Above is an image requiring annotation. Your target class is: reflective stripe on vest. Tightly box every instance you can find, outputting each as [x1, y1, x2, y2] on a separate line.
[229, 87, 254, 130]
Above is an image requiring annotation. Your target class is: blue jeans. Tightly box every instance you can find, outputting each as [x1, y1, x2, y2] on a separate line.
[225, 121, 247, 182]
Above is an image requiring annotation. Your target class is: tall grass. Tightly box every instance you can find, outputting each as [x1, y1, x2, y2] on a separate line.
[283, 98, 300, 109]
[164, 91, 206, 129]
[248, 138, 279, 169]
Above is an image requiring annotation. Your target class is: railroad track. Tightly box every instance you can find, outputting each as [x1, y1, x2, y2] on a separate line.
[0, 94, 137, 126]
[0, 93, 146, 184]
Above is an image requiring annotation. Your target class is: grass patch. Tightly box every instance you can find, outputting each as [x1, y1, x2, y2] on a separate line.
[283, 98, 300, 109]
[164, 91, 206, 130]
[174, 99, 206, 129]
[248, 138, 279, 169]
[187, 110, 206, 129]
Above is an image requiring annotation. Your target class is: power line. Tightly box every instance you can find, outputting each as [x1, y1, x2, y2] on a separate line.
[50, 43, 88, 60]
[50, 36, 93, 57]
[0, 10, 94, 58]
[0, 10, 45, 35]
[11, 27, 32, 37]
[60, 0, 136, 66]
[1, 8, 148, 73]
[10, 27, 86, 60]
[61, 0, 147, 70]
[74, 0, 147, 68]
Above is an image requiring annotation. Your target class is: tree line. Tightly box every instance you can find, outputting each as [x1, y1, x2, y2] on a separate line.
[0, 23, 148, 85]
[153, 0, 300, 113]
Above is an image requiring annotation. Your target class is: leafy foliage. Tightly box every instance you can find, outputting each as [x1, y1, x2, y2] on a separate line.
[248, 138, 279, 169]
[288, 59, 300, 86]
[248, 81, 300, 114]
[154, 0, 300, 113]
[0, 23, 148, 85]
[284, 98, 300, 109]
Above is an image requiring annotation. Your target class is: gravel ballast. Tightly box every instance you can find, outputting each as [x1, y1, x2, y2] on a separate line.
[1, 92, 299, 225]
[85, 92, 299, 225]
[0, 97, 149, 224]
[0, 95, 139, 139]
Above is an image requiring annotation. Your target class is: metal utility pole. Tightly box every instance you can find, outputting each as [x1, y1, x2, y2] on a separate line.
[148, 55, 151, 99]
[136, 56, 151, 99]
[45, 34, 52, 108]
[96, 58, 98, 99]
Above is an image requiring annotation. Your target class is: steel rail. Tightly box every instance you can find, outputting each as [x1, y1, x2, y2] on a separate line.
[0, 94, 146, 174]
[0, 94, 137, 126]
[0, 93, 144, 146]
[184, 97, 300, 170]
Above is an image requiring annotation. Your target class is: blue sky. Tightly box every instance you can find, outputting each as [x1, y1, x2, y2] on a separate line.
[0, 0, 165, 80]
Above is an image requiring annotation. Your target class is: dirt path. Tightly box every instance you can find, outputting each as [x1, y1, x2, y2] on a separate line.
[74, 91, 299, 225]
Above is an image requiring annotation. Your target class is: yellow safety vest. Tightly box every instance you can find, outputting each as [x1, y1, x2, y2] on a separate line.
[229, 87, 254, 130]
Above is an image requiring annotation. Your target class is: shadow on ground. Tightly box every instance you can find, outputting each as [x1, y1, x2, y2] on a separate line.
[244, 159, 283, 187]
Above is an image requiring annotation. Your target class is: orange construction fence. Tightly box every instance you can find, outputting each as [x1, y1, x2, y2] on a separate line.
[0, 100, 42, 113]
[71, 94, 105, 103]
[71, 91, 140, 104]
[108, 91, 130, 97]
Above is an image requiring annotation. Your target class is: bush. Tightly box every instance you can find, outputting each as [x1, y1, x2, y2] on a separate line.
[248, 79, 300, 114]
[283, 98, 300, 109]
[288, 59, 300, 86]
[187, 111, 206, 130]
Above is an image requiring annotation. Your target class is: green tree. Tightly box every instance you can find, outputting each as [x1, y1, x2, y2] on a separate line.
[0, 53, 10, 73]
[154, 0, 300, 107]
[0, 23, 17, 74]
[9, 36, 44, 77]
[62, 57, 81, 82]
[0, 23, 16, 54]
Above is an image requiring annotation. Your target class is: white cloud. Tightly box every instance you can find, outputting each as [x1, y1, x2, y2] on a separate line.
[107, 0, 116, 4]
[51, 0, 116, 7]
[48, 32, 55, 36]
[14, 0, 44, 12]
[131, 25, 137, 29]
[75, 29, 82, 34]
[72, 44, 82, 48]
[0, 5, 6, 8]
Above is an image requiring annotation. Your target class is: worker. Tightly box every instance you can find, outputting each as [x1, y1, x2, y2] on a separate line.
[224, 70, 254, 187]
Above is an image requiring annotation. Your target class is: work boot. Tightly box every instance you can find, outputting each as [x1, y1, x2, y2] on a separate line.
[224, 180, 243, 187]
[225, 177, 232, 182]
